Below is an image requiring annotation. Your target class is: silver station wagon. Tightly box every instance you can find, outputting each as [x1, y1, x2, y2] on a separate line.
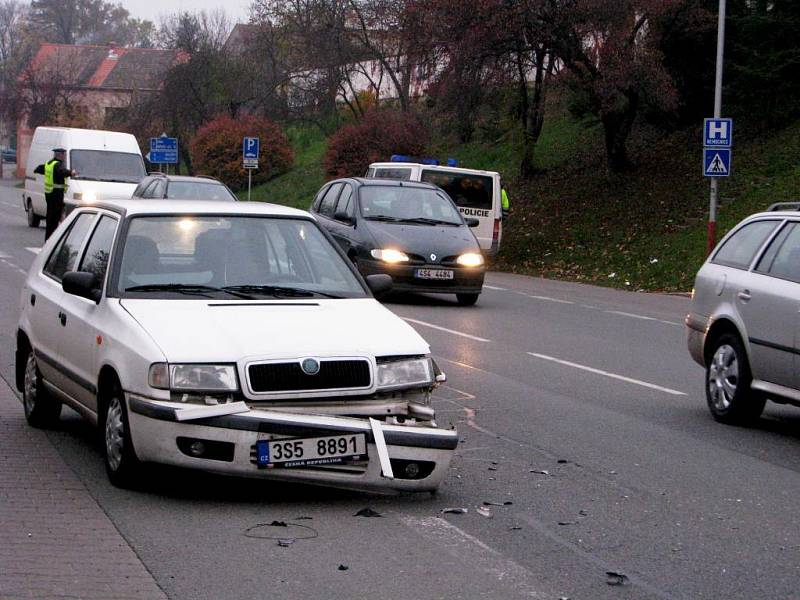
[687, 207, 800, 423]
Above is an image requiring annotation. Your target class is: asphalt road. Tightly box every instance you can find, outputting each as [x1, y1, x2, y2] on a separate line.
[1, 180, 799, 600]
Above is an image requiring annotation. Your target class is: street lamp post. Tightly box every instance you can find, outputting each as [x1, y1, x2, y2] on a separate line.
[707, 0, 727, 255]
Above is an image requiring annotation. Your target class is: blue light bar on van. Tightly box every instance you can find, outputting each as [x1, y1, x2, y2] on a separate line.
[420, 158, 440, 165]
[390, 154, 441, 166]
[447, 158, 458, 167]
[391, 154, 411, 162]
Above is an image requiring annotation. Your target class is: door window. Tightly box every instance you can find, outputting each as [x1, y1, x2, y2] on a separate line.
[755, 222, 800, 283]
[319, 183, 343, 217]
[78, 215, 118, 287]
[335, 185, 354, 221]
[712, 220, 779, 270]
[44, 212, 96, 281]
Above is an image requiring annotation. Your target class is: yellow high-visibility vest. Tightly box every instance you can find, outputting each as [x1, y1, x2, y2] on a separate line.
[44, 159, 67, 194]
[501, 188, 510, 211]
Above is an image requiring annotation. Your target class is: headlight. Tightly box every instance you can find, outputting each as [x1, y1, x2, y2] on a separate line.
[456, 252, 484, 267]
[371, 248, 409, 263]
[376, 357, 434, 390]
[148, 363, 239, 392]
[73, 190, 96, 203]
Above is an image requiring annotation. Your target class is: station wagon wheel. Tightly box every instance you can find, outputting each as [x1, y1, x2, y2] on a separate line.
[26, 199, 40, 228]
[705, 333, 765, 425]
[102, 388, 142, 488]
[22, 349, 61, 427]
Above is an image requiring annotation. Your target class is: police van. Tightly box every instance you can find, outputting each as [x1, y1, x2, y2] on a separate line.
[366, 157, 504, 256]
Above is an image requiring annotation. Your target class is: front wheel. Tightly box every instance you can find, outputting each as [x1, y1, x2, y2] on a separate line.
[22, 350, 61, 427]
[456, 293, 479, 306]
[26, 199, 40, 228]
[102, 390, 142, 488]
[705, 334, 765, 424]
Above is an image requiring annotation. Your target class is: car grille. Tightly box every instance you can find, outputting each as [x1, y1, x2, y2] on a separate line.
[248, 360, 371, 393]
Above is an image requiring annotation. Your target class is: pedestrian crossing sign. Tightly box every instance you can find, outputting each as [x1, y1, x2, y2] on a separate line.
[704, 149, 731, 177]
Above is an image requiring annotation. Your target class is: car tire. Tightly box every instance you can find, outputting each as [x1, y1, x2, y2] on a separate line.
[22, 349, 61, 428]
[456, 293, 479, 306]
[705, 333, 766, 424]
[102, 386, 142, 488]
[26, 199, 40, 228]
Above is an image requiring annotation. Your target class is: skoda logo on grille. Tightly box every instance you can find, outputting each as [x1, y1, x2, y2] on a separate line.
[430, 253, 437, 262]
[301, 358, 321, 375]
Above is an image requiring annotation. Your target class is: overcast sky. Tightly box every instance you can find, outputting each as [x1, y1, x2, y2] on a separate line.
[121, 0, 251, 25]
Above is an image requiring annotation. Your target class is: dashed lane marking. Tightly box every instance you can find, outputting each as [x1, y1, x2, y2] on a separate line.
[605, 310, 682, 327]
[402, 317, 491, 343]
[514, 291, 575, 305]
[527, 352, 686, 396]
[0, 258, 27, 276]
[483, 284, 506, 290]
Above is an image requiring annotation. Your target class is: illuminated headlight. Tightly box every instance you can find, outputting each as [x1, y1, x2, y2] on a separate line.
[371, 248, 409, 263]
[148, 363, 239, 392]
[73, 190, 96, 203]
[456, 252, 484, 267]
[376, 357, 434, 390]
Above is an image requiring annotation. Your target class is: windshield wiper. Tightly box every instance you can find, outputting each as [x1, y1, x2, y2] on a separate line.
[397, 217, 460, 226]
[125, 284, 253, 299]
[364, 215, 402, 222]
[221, 284, 343, 299]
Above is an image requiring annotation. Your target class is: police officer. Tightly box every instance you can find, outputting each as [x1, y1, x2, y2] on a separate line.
[501, 185, 510, 220]
[34, 148, 76, 241]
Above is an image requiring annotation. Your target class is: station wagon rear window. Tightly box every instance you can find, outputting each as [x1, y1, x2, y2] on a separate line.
[420, 169, 493, 210]
[373, 167, 412, 180]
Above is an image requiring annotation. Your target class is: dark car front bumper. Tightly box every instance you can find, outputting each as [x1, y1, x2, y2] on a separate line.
[359, 259, 485, 294]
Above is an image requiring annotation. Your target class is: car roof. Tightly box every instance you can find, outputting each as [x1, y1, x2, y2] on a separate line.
[336, 177, 443, 191]
[83, 199, 313, 219]
[146, 174, 224, 183]
[746, 210, 800, 220]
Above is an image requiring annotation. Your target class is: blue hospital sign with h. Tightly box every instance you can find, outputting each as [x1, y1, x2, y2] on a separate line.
[704, 119, 733, 148]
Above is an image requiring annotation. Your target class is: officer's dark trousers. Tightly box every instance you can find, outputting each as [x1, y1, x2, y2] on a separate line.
[44, 191, 64, 241]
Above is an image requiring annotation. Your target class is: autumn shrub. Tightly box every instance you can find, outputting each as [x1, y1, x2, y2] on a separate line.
[323, 109, 428, 178]
[189, 115, 294, 190]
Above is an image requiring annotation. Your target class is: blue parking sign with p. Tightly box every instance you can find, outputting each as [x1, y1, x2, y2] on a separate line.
[244, 137, 259, 159]
[704, 118, 732, 148]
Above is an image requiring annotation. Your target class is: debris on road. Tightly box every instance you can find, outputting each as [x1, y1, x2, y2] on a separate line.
[338, 564, 349, 571]
[509, 526, 522, 531]
[606, 571, 629, 586]
[269, 520, 287, 527]
[557, 521, 575, 526]
[477, 506, 492, 518]
[277, 539, 294, 547]
[354, 507, 383, 518]
[529, 469, 551, 476]
[441, 507, 468, 514]
[482, 500, 513, 506]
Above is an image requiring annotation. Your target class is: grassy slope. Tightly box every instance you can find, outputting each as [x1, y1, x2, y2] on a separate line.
[241, 106, 800, 292]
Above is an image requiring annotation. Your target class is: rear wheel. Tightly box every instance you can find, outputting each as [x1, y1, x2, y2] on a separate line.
[705, 333, 765, 424]
[26, 199, 40, 228]
[102, 387, 142, 488]
[456, 293, 479, 306]
[22, 350, 61, 427]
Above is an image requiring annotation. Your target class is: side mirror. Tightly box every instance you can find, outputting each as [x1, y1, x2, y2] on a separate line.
[365, 274, 392, 297]
[62, 271, 100, 303]
[334, 209, 353, 224]
[465, 218, 480, 228]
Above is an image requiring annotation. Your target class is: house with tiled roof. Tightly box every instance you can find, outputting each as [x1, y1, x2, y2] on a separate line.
[15, 43, 187, 176]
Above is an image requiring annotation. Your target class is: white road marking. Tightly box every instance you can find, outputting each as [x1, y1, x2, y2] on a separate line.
[0, 258, 26, 276]
[0, 252, 9, 259]
[402, 516, 547, 599]
[402, 317, 491, 343]
[25, 247, 41, 254]
[483, 284, 506, 290]
[515, 291, 574, 305]
[605, 310, 682, 327]
[527, 352, 686, 396]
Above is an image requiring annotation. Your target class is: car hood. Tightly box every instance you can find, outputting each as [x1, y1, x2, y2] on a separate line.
[70, 180, 138, 201]
[120, 298, 429, 362]
[364, 221, 479, 257]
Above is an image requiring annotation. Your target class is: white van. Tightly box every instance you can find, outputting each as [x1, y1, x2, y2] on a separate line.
[23, 127, 146, 227]
[366, 161, 504, 256]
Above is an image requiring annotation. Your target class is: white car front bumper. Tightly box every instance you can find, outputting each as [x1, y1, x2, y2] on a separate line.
[126, 394, 458, 492]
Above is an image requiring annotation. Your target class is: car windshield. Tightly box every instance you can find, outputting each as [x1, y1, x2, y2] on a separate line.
[359, 186, 462, 225]
[167, 181, 237, 201]
[70, 150, 146, 184]
[116, 216, 367, 299]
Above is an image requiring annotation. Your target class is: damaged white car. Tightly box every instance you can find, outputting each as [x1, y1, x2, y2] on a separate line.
[16, 199, 457, 492]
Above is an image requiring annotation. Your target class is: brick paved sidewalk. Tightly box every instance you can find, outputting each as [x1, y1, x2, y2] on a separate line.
[0, 377, 167, 600]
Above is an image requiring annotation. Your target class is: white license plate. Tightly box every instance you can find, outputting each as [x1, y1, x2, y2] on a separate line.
[415, 268, 454, 280]
[256, 433, 367, 468]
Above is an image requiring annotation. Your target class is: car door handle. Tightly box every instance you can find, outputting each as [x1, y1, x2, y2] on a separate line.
[58, 311, 66, 326]
[737, 290, 751, 302]
[30, 293, 35, 306]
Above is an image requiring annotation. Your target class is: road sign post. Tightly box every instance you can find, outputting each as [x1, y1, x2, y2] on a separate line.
[706, 0, 727, 256]
[243, 137, 259, 202]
